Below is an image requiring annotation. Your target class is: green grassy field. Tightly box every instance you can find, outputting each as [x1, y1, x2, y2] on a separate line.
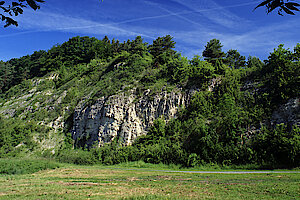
[0, 160, 299, 199]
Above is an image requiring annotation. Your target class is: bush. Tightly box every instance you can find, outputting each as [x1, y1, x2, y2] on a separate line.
[0, 158, 60, 175]
[251, 124, 300, 167]
[56, 149, 97, 165]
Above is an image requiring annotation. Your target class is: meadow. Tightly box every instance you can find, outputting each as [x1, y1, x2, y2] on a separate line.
[0, 159, 299, 199]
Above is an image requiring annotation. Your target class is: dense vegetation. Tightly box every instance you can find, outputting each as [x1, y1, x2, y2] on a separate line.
[0, 35, 299, 169]
[0, 158, 60, 175]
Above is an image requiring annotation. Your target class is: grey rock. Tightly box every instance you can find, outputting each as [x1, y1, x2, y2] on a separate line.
[271, 98, 300, 128]
[72, 89, 191, 147]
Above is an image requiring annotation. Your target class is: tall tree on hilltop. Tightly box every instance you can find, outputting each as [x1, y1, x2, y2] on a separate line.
[202, 39, 225, 65]
[247, 56, 264, 69]
[131, 36, 148, 55]
[224, 49, 246, 69]
[264, 44, 299, 104]
[149, 35, 176, 57]
[293, 43, 300, 61]
[149, 35, 176, 65]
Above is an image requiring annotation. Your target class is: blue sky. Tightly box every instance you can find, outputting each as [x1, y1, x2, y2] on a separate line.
[0, 0, 299, 61]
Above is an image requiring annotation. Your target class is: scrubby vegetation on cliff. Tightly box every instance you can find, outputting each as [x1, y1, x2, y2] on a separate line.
[0, 35, 299, 168]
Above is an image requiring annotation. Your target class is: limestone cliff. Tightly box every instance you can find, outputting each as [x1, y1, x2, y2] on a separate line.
[72, 89, 191, 147]
[271, 98, 300, 129]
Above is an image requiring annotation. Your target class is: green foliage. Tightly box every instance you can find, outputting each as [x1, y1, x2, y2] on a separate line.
[224, 49, 246, 69]
[262, 44, 300, 105]
[202, 39, 225, 65]
[0, 61, 13, 93]
[147, 118, 166, 139]
[172, 55, 215, 87]
[294, 43, 300, 60]
[0, 116, 48, 157]
[247, 56, 264, 70]
[243, 56, 265, 80]
[184, 91, 213, 119]
[4, 79, 32, 98]
[255, 0, 300, 15]
[149, 35, 176, 66]
[56, 149, 97, 165]
[0, 158, 60, 175]
[251, 124, 300, 167]
[0, 0, 45, 27]
[0, 35, 299, 169]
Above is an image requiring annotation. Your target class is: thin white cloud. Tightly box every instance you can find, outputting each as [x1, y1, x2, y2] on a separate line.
[13, 10, 155, 39]
[1, 0, 298, 61]
[220, 19, 300, 56]
[10, 0, 259, 34]
[112, 0, 258, 28]
[171, 18, 300, 58]
[168, 0, 255, 28]
[144, 0, 205, 28]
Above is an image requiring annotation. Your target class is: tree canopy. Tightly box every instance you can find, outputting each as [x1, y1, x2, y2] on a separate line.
[0, 34, 299, 168]
[202, 39, 225, 65]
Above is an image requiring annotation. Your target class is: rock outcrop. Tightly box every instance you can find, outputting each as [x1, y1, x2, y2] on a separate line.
[72, 89, 190, 147]
[271, 98, 300, 129]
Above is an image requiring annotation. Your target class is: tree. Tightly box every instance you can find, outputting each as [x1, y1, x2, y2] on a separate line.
[187, 55, 215, 85]
[224, 49, 246, 69]
[263, 44, 299, 104]
[60, 36, 97, 66]
[246, 56, 264, 69]
[255, 0, 300, 15]
[0, 0, 44, 27]
[202, 39, 225, 65]
[130, 36, 148, 55]
[149, 35, 176, 65]
[293, 43, 300, 61]
[0, 61, 13, 92]
[149, 35, 176, 58]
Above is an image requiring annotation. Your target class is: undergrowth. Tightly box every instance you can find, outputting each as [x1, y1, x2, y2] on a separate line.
[0, 158, 61, 175]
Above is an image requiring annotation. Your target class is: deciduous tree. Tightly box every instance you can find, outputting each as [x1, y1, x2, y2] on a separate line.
[0, 0, 44, 27]
[255, 0, 300, 15]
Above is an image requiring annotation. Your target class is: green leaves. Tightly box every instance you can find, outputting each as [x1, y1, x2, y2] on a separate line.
[269, 0, 284, 13]
[1, 0, 45, 27]
[26, 0, 40, 10]
[254, 0, 273, 10]
[255, 0, 300, 15]
[285, 2, 300, 10]
[224, 49, 246, 69]
[281, 2, 300, 15]
[202, 39, 225, 65]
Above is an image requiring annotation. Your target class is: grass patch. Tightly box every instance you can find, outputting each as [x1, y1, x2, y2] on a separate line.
[0, 158, 61, 175]
[0, 163, 299, 200]
[121, 195, 177, 200]
[111, 161, 182, 170]
[109, 161, 300, 172]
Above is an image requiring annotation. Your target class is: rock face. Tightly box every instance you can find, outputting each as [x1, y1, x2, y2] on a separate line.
[72, 89, 190, 147]
[271, 98, 300, 129]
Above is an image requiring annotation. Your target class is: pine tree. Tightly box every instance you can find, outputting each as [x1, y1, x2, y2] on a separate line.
[202, 39, 225, 65]
[224, 49, 246, 69]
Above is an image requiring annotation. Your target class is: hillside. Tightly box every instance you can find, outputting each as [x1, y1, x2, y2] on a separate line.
[0, 36, 299, 168]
